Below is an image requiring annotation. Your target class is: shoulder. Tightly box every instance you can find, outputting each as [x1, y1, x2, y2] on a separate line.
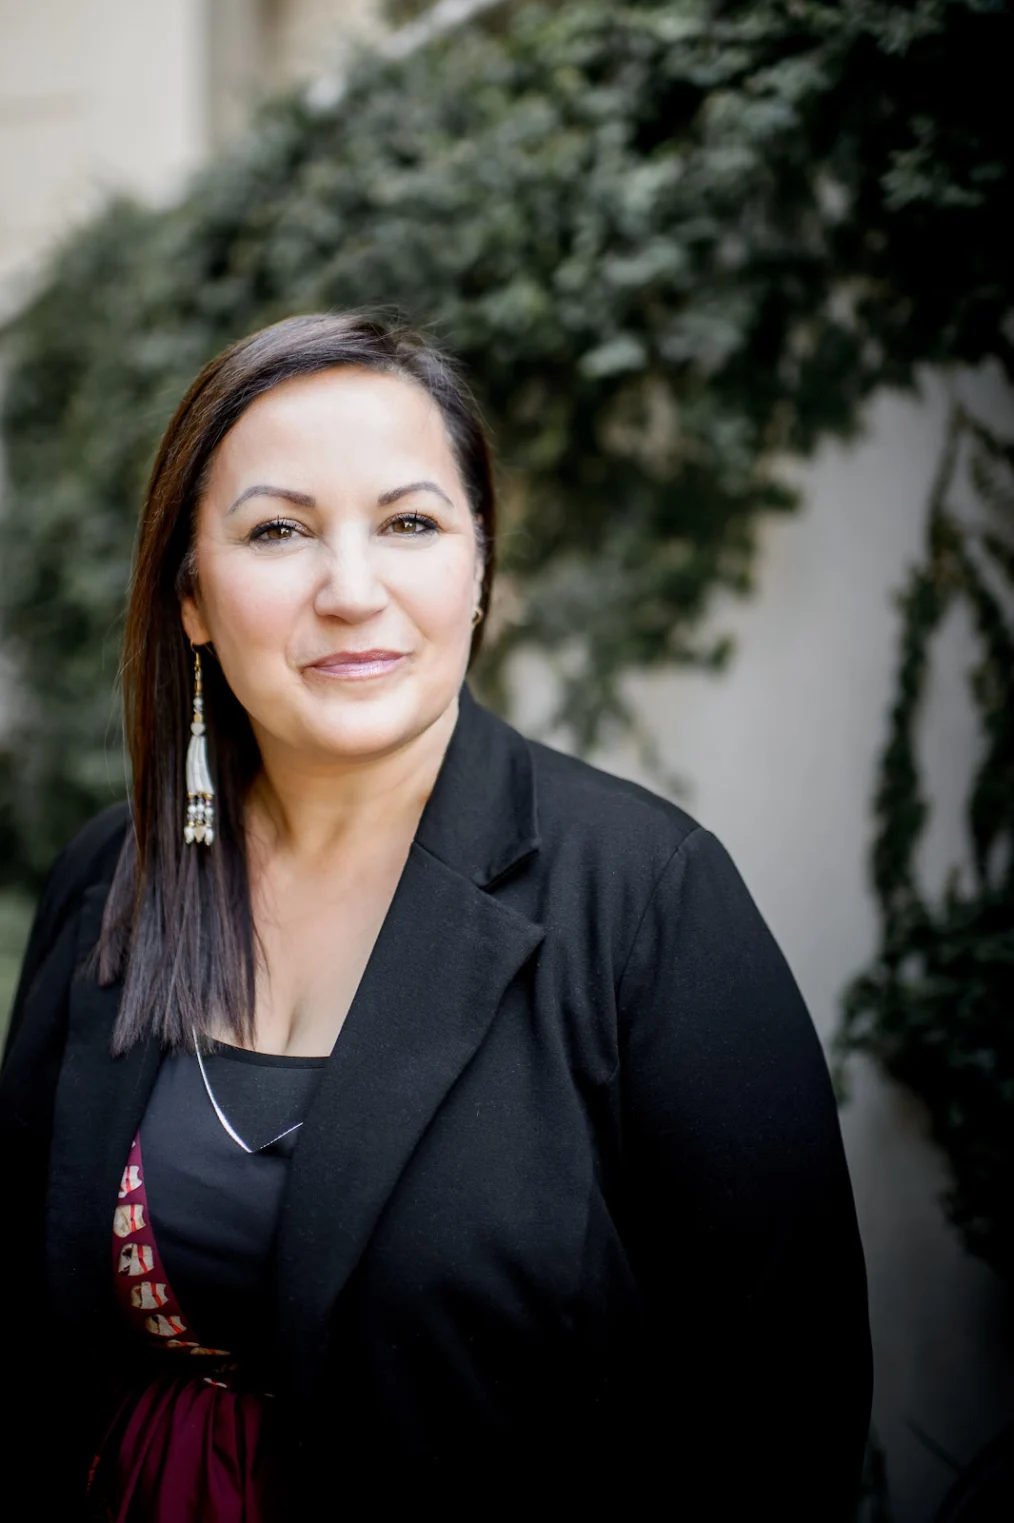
[452, 691, 709, 922]
[2, 803, 130, 1061]
[526, 735, 704, 875]
[49, 801, 131, 897]
[33, 801, 130, 942]
[516, 731, 794, 1022]
[527, 743, 777, 973]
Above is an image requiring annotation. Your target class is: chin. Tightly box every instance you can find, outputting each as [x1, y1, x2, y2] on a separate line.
[299, 684, 457, 762]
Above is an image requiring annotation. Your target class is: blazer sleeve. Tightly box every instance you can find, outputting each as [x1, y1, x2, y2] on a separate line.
[616, 825, 872, 1520]
[2, 842, 74, 1066]
[2, 800, 129, 1067]
[0, 807, 128, 1519]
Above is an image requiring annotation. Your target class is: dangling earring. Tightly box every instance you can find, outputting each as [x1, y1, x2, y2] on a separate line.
[183, 646, 215, 846]
[471, 606, 484, 628]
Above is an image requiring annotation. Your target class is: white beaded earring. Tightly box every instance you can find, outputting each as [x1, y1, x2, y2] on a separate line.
[183, 645, 215, 846]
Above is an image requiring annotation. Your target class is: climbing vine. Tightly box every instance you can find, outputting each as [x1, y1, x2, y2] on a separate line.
[1, 0, 1009, 884]
[836, 403, 1014, 1281]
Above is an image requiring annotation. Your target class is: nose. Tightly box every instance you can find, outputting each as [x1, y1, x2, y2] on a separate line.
[311, 526, 388, 624]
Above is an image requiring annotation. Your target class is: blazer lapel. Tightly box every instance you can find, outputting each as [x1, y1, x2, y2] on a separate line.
[276, 687, 544, 1395]
[45, 883, 162, 1333]
[276, 843, 543, 1394]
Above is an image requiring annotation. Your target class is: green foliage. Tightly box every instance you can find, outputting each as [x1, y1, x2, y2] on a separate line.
[0, 890, 33, 1044]
[836, 405, 1014, 1282]
[1, 0, 1010, 884]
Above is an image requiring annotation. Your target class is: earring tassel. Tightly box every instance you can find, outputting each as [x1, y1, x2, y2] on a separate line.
[183, 650, 215, 846]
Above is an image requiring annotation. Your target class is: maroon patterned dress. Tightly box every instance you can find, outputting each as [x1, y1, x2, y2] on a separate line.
[86, 1133, 282, 1522]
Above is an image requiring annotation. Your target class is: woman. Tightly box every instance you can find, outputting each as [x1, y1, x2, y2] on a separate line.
[1, 313, 871, 1519]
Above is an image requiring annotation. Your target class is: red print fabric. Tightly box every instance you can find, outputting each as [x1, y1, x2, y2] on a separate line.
[87, 1134, 282, 1522]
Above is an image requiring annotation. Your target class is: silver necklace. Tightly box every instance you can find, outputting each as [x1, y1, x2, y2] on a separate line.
[193, 1029, 304, 1155]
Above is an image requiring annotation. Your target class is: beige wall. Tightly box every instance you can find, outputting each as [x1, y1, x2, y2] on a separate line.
[207, 0, 385, 142]
[0, 0, 387, 316]
[0, 0, 210, 318]
[264, 0, 383, 86]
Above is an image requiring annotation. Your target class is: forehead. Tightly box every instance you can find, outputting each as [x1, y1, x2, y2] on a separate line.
[207, 366, 461, 494]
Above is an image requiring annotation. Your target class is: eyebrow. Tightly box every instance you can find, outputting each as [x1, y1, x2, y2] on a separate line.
[226, 485, 315, 515]
[377, 480, 455, 509]
[226, 480, 454, 514]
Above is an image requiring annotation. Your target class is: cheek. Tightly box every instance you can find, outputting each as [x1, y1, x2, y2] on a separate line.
[388, 550, 475, 642]
[200, 553, 307, 662]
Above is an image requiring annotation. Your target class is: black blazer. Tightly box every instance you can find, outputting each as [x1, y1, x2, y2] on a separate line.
[1, 686, 871, 1517]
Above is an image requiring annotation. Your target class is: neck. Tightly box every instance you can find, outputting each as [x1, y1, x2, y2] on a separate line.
[246, 696, 459, 866]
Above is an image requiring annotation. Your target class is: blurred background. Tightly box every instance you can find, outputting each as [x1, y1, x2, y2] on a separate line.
[0, 3, 1011, 1518]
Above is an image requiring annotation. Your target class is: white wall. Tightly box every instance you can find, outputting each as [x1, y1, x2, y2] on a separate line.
[207, 0, 385, 141]
[0, 0, 210, 319]
[512, 364, 1014, 1521]
[0, 0, 387, 318]
[262, 0, 383, 86]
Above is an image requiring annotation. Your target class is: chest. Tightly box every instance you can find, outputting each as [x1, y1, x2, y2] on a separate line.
[244, 847, 412, 1055]
[38, 846, 629, 1389]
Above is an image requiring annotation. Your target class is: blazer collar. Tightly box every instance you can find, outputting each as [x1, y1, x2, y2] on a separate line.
[414, 682, 540, 888]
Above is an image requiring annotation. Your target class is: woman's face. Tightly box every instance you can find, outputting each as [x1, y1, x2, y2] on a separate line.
[180, 367, 484, 769]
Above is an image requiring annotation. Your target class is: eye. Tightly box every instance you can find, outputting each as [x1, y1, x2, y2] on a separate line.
[381, 512, 439, 537]
[249, 518, 303, 544]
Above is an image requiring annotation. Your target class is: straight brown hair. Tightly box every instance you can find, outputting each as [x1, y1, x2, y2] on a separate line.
[97, 312, 497, 1054]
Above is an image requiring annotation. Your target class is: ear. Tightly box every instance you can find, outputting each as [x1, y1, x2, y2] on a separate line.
[180, 591, 212, 647]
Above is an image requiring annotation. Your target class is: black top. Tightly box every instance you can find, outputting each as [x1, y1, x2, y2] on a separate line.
[139, 1042, 326, 1367]
[0, 685, 872, 1518]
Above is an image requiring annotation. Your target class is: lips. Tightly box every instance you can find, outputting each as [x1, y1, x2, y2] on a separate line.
[306, 649, 406, 680]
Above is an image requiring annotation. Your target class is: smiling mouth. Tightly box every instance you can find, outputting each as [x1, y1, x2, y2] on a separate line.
[305, 650, 407, 680]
